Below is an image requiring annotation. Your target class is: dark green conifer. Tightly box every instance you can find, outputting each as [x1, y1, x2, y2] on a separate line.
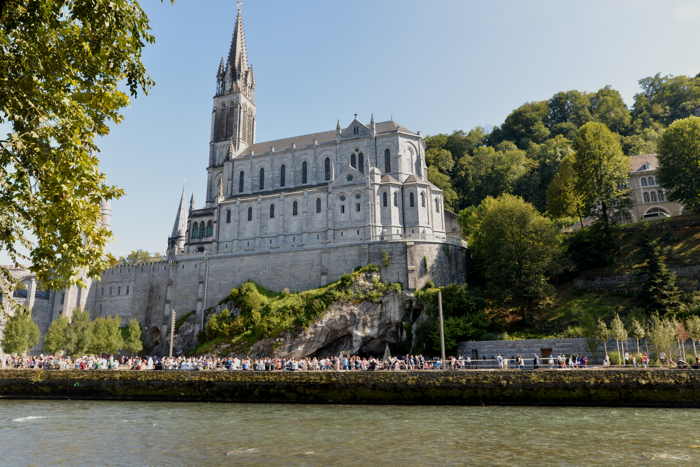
[638, 240, 684, 316]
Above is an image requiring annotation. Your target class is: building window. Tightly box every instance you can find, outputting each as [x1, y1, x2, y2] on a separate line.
[101, 287, 104, 297]
[358, 153, 364, 174]
[350, 153, 356, 169]
[393, 192, 398, 207]
[191, 222, 199, 239]
[109, 287, 113, 296]
[650, 191, 657, 202]
[270, 204, 275, 218]
[341, 205, 345, 214]
[293, 201, 298, 216]
[316, 197, 322, 213]
[409, 192, 415, 207]
[226, 209, 231, 224]
[435, 198, 440, 212]
[247, 207, 253, 221]
[649, 176, 656, 186]
[239, 171, 245, 193]
[658, 190, 665, 201]
[384, 149, 391, 172]
[324, 158, 331, 180]
[280, 164, 286, 187]
[117, 286, 121, 295]
[643, 192, 650, 203]
[420, 192, 426, 207]
[199, 221, 205, 237]
[355, 203, 361, 212]
[126, 285, 129, 296]
[353, 126, 359, 135]
[259, 167, 265, 190]
[641, 177, 648, 187]
[206, 220, 213, 237]
[382, 192, 388, 207]
[302, 161, 308, 184]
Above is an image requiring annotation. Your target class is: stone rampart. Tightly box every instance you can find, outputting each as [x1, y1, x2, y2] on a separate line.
[0, 369, 699, 407]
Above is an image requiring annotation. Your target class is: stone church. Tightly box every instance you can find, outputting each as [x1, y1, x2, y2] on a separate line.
[38, 6, 466, 352]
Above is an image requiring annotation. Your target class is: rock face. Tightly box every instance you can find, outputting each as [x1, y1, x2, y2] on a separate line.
[251, 292, 410, 358]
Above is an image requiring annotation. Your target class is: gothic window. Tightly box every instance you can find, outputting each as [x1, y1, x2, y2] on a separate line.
[191, 223, 199, 240]
[292, 201, 298, 216]
[356, 203, 361, 212]
[393, 192, 398, 207]
[350, 153, 356, 169]
[226, 209, 231, 224]
[650, 191, 657, 202]
[353, 126, 359, 135]
[206, 220, 213, 237]
[382, 192, 388, 207]
[280, 164, 286, 187]
[199, 221, 205, 237]
[302, 161, 308, 184]
[259, 167, 265, 190]
[239, 171, 245, 193]
[384, 149, 391, 172]
[247, 207, 253, 221]
[126, 285, 129, 295]
[659, 190, 665, 201]
[643, 192, 650, 203]
[341, 205, 345, 214]
[435, 198, 440, 212]
[409, 192, 415, 207]
[118, 286, 121, 295]
[358, 153, 364, 174]
[270, 204, 275, 218]
[316, 198, 322, 213]
[641, 177, 648, 187]
[324, 158, 331, 181]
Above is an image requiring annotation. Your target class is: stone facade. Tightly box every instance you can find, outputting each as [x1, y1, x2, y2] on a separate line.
[35, 6, 466, 355]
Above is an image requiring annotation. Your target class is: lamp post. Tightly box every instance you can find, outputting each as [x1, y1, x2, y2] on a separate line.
[169, 309, 176, 358]
[438, 289, 446, 365]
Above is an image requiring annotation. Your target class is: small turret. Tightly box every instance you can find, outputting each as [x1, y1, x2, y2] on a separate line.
[189, 193, 195, 214]
[370, 113, 376, 137]
[167, 190, 189, 257]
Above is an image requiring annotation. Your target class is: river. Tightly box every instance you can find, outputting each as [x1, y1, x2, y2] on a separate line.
[1, 400, 698, 465]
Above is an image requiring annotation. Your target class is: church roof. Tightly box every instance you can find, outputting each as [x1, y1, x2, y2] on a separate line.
[237, 121, 415, 156]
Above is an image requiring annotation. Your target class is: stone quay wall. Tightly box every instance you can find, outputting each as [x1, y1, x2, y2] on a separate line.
[458, 338, 646, 362]
[0, 369, 699, 407]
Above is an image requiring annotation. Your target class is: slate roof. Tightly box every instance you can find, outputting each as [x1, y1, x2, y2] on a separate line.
[629, 154, 658, 172]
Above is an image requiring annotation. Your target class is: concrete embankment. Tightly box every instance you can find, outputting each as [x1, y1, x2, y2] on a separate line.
[0, 369, 699, 407]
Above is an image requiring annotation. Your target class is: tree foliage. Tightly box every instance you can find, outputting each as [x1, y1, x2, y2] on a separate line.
[1, 309, 39, 354]
[657, 116, 700, 212]
[0, 0, 172, 295]
[122, 319, 143, 354]
[89, 316, 123, 355]
[637, 241, 684, 316]
[43, 315, 71, 354]
[68, 309, 93, 355]
[118, 249, 163, 265]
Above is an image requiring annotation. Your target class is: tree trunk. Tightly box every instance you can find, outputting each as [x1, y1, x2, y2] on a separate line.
[692, 339, 698, 361]
[615, 340, 621, 366]
[621, 341, 626, 366]
[577, 206, 584, 229]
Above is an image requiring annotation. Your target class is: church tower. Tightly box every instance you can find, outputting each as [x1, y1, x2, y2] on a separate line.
[207, 4, 256, 206]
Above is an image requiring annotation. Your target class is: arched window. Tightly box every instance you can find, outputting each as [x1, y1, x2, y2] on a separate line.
[643, 192, 650, 203]
[384, 149, 391, 172]
[206, 220, 213, 237]
[280, 165, 286, 187]
[259, 167, 265, 190]
[658, 190, 665, 201]
[316, 197, 322, 213]
[650, 191, 657, 202]
[239, 171, 245, 193]
[292, 200, 298, 216]
[324, 158, 331, 180]
[226, 209, 231, 224]
[382, 192, 388, 207]
[199, 221, 205, 237]
[247, 207, 253, 221]
[358, 153, 364, 174]
[409, 192, 415, 207]
[270, 204, 275, 218]
[435, 198, 440, 212]
[302, 161, 308, 184]
[191, 223, 199, 240]
[420, 192, 426, 207]
[649, 176, 656, 186]
[350, 153, 356, 169]
[641, 177, 648, 187]
[393, 192, 398, 207]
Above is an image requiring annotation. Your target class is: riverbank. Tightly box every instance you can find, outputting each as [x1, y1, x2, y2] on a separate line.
[1, 369, 699, 407]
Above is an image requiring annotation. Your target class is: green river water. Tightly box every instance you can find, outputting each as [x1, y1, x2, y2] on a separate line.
[1, 400, 698, 466]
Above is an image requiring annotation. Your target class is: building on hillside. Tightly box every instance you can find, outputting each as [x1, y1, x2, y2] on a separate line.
[615, 154, 685, 223]
[40, 6, 466, 355]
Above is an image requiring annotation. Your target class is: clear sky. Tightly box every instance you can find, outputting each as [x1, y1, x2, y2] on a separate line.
[17, 0, 700, 261]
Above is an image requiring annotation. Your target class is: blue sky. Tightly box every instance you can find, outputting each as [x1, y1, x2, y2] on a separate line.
[10, 0, 700, 261]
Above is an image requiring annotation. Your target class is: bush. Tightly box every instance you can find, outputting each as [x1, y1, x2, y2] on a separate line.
[608, 350, 622, 365]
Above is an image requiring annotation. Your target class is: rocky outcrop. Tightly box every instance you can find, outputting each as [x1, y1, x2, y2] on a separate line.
[250, 292, 410, 358]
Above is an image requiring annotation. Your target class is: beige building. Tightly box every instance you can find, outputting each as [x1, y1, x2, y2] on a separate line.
[622, 154, 684, 223]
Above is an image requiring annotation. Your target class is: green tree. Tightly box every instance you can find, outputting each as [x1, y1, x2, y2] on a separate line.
[43, 315, 71, 354]
[119, 249, 162, 265]
[572, 122, 629, 226]
[610, 314, 628, 364]
[594, 318, 610, 357]
[459, 194, 561, 304]
[122, 319, 143, 355]
[632, 74, 700, 127]
[427, 166, 458, 210]
[686, 316, 700, 361]
[67, 309, 93, 356]
[637, 241, 684, 316]
[0, 0, 172, 296]
[1, 310, 40, 354]
[89, 316, 124, 355]
[495, 101, 550, 149]
[647, 315, 676, 365]
[546, 90, 593, 135]
[629, 318, 645, 354]
[657, 116, 700, 212]
[590, 86, 631, 135]
[546, 153, 585, 225]
[516, 135, 573, 212]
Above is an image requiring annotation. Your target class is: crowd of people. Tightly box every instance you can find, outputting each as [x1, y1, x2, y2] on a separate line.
[0, 352, 650, 371]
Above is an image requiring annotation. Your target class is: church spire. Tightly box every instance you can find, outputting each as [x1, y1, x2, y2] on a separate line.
[227, 2, 249, 80]
[168, 189, 189, 255]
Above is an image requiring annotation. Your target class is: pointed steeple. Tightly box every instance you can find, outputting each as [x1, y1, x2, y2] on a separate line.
[189, 193, 195, 214]
[170, 189, 188, 239]
[227, 4, 249, 80]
